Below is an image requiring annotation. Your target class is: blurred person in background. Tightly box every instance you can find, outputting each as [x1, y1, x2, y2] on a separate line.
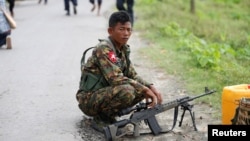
[7, 0, 15, 17]
[89, 0, 102, 16]
[0, 0, 12, 49]
[38, 0, 47, 5]
[116, 0, 134, 26]
[64, 0, 77, 16]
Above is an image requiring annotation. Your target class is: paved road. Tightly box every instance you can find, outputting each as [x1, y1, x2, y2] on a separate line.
[0, 0, 115, 140]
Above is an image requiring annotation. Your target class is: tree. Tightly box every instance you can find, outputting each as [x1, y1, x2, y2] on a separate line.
[190, 0, 195, 14]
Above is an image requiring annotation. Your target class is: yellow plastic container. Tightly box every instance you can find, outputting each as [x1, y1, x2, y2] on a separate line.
[221, 84, 250, 124]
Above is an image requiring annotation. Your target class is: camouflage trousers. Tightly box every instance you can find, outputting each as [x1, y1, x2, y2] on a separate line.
[76, 84, 145, 117]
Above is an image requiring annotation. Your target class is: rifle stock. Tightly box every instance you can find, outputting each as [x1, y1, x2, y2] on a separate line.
[103, 87, 216, 141]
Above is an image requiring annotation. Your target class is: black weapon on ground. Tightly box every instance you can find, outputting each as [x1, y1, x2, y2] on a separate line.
[103, 87, 216, 141]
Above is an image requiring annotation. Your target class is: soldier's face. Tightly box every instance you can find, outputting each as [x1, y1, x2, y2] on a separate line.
[109, 22, 132, 46]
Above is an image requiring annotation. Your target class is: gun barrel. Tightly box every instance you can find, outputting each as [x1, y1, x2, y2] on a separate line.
[187, 89, 216, 102]
[161, 88, 216, 111]
[161, 97, 189, 111]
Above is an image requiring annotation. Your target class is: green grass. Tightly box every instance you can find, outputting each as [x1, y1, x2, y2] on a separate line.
[133, 0, 250, 118]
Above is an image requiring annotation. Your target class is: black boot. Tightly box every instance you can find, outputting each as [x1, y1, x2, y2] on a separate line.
[73, 6, 77, 15]
[66, 10, 70, 16]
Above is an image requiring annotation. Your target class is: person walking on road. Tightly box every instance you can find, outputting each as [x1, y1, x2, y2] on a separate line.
[38, 0, 47, 5]
[76, 11, 163, 132]
[89, 0, 102, 16]
[0, 0, 12, 49]
[116, 0, 134, 26]
[64, 0, 77, 16]
[6, 0, 15, 17]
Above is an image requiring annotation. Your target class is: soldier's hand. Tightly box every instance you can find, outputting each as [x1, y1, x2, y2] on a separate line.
[149, 85, 163, 104]
[143, 87, 157, 107]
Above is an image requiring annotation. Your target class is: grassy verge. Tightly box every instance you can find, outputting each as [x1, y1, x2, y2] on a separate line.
[133, 0, 250, 116]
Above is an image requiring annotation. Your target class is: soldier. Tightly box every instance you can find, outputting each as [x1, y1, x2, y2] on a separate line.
[76, 11, 163, 132]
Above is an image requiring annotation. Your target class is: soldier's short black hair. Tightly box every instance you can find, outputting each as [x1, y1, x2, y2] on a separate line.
[109, 11, 131, 27]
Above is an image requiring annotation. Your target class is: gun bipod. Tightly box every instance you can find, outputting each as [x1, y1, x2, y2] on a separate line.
[179, 102, 198, 131]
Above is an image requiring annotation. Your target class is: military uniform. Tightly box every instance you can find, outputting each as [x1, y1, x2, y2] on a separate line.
[76, 37, 152, 120]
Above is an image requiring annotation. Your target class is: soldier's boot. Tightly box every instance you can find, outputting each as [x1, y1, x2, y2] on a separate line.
[91, 113, 116, 133]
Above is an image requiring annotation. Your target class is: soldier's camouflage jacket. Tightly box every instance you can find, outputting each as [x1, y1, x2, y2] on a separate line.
[78, 37, 152, 94]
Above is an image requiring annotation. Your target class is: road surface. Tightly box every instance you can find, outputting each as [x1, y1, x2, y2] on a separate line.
[0, 0, 115, 140]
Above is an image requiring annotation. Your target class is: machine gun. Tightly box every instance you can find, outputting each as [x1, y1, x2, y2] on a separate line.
[103, 87, 216, 141]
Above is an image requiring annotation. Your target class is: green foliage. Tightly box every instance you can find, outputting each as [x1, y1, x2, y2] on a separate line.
[213, 0, 242, 4]
[134, 0, 250, 115]
[154, 21, 236, 71]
